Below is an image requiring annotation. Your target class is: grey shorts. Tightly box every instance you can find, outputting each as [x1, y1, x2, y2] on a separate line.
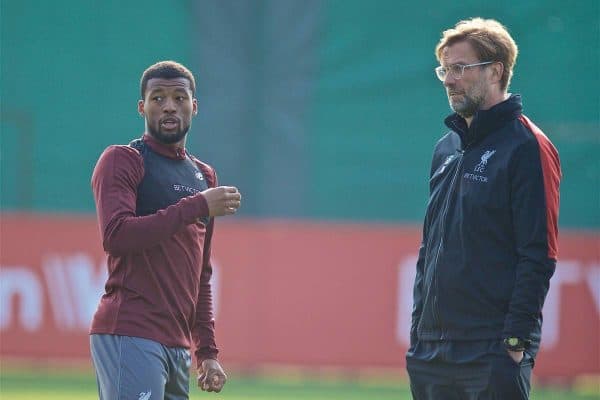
[90, 334, 192, 400]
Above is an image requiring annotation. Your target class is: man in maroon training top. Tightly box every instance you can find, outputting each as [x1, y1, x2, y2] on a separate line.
[90, 60, 241, 399]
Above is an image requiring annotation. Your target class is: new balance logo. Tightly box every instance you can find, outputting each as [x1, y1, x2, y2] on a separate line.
[438, 155, 456, 174]
[474, 150, 496, 173]
[138, 390, 152, 400]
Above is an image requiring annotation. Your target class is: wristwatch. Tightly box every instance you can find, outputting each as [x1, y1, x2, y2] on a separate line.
[503, 337, 527, 352]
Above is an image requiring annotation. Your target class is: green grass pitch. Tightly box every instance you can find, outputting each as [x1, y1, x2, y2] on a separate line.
[0, 367, 597, 399]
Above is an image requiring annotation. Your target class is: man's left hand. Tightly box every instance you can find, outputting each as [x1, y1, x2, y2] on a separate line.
[198, 359, 227, 393]
[507, 350, 524, 364]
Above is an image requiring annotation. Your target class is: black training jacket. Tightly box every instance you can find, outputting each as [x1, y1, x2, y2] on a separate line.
[410, 95, 561, 357]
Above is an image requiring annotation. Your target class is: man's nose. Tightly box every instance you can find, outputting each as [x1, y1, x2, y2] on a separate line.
[443, 73, 456, 87]
[162, 97, 176, 112]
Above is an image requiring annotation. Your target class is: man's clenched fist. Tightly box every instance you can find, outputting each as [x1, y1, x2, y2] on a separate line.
[201, 186, 242, 216]
[198, 359, 227, 393]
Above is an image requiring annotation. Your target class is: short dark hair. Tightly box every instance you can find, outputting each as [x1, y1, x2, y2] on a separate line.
[140, 60, 196, 99]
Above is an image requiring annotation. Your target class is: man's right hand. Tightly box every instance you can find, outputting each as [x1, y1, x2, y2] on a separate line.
[201, 186, 241, 216]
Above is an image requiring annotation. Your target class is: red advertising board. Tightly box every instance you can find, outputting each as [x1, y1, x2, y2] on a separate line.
[1, 213, 598, 379]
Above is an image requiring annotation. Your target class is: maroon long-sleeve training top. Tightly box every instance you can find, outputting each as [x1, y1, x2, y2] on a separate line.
[90, 134, 219, 364]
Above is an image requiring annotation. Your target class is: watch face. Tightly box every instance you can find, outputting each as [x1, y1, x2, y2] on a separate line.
[508, 338, 519, 346]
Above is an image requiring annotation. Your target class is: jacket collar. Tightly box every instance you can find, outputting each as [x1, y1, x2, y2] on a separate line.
[444, 94, 523, 147]
[142, 133, 187, 160]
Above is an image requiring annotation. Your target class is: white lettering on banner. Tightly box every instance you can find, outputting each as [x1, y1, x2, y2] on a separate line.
[396, 256, 418, 346]
[539, 261, 581, 348]
[537, 261, 600, 349]
[1, 254, 219, 332]
[396, 257, 600, 350]
[0, 267, 43, 331]
[586, 265, 600, 315]
[42, 253, 107, 331]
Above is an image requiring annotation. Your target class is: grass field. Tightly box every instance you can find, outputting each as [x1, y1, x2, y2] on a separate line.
[1, 366, 598, 400]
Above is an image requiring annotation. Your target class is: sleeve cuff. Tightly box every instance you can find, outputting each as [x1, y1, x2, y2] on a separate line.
[196, 350, 219, 369]
[195, 193, 209, 218]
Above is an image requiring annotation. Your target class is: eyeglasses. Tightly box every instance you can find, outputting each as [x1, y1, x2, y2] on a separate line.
[435, 61, 494, 81]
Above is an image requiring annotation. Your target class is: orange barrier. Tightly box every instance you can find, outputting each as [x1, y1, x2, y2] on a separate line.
[1, 213, 598, 379]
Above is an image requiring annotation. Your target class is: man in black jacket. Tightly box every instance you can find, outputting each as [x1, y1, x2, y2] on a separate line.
[406, 18, 561, 400]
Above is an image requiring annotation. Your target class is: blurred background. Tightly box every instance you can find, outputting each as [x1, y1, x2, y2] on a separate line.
[1, 0, 598, 399]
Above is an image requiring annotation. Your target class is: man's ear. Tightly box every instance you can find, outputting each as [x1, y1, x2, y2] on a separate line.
[138, 99, 145, 117]
[491, 62, 504, 85]
[192, 98, 198, 116]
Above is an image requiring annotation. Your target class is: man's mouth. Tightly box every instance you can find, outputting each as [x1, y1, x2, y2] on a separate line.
[160, 117, 179, 130]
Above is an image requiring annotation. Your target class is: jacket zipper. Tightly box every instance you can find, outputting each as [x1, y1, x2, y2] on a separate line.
[431, 149, 465, 340]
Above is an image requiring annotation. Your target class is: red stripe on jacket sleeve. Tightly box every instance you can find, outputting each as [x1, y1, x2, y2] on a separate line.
[518, 115, 562, 260]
